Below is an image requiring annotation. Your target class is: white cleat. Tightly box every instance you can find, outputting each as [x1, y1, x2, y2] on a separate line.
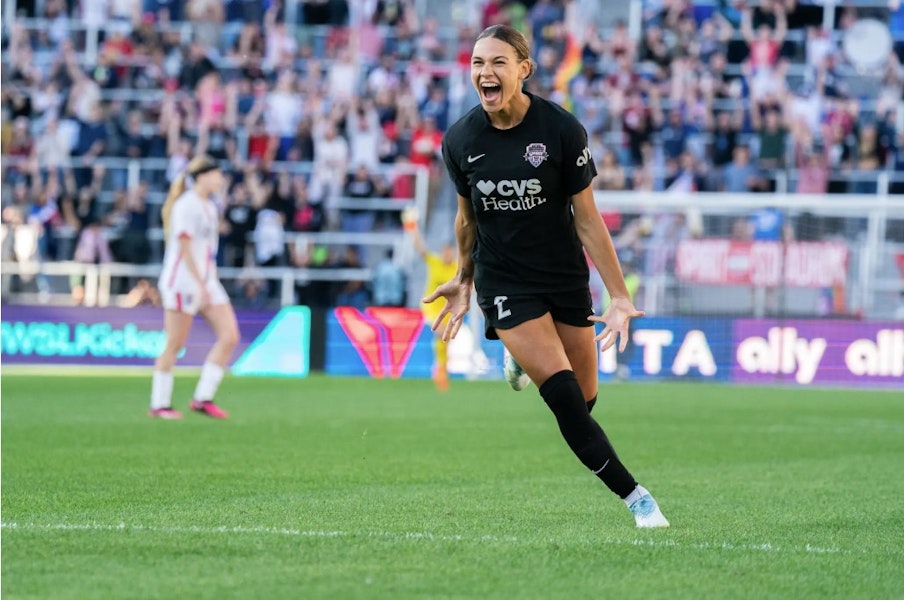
[628, 493, 670, 529]
[503, 352, 531, 391]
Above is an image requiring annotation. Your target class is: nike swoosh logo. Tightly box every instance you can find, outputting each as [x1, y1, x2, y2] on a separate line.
[467, 154, 486, 163]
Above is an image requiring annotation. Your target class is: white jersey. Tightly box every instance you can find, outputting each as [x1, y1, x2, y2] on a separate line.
[159, 191, 227, 314]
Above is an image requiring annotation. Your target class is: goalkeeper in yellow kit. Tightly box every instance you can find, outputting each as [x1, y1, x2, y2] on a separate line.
[406, 220, 458, 391]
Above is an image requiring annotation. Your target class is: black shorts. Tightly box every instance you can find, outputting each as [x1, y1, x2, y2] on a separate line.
[476, 288, 594, 340]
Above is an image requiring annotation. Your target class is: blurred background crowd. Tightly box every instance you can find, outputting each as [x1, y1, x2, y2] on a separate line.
[2, 0, 903, 309]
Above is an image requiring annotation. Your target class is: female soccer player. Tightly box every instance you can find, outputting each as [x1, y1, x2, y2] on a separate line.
[424, 25, 669, 528]
[149, 156, 239, 420]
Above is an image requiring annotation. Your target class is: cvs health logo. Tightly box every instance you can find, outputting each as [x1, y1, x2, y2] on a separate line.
[476, 178, 546, 212]
[333, 307, 425, 377]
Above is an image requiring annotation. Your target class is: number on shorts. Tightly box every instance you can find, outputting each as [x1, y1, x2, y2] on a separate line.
[494, 296, 511, 320]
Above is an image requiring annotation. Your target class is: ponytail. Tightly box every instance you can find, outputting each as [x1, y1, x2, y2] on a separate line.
[162, 154, 219, 241]
[162, 172, 187, 242]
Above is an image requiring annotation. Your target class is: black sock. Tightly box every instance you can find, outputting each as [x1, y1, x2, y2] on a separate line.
[539, 370, 637, 499]
[586, 395, 597, 413]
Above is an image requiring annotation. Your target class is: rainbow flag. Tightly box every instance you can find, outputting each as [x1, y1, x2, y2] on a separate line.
[553, 33, 583, 113]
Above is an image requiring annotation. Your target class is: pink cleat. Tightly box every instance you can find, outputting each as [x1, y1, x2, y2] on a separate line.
[148, 407, 183, 420]
[190, 399, 229, 419]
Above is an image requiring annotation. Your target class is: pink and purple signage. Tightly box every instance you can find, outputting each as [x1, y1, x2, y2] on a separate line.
[732, 319, 903, 388]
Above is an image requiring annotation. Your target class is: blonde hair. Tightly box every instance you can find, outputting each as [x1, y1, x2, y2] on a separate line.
[161, 155, 217, 241]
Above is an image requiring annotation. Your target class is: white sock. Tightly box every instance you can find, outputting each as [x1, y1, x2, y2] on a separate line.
[624, 485, 649, 508]
[150, 370, 174, 410]
[193, 362, 225, 401]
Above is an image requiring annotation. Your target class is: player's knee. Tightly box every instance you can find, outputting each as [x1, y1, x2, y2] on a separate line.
[539, 370, 589, 417]
[219, 326, 240, 350]
[158, 340, 182, 364]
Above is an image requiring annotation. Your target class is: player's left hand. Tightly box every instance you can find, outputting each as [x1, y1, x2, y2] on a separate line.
[589, 296, 645, 353]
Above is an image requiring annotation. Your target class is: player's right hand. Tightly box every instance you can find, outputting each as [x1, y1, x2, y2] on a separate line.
[423, 279, 471, 342]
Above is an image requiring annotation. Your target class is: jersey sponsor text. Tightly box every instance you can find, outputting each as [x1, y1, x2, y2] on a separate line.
[476, 178, 546, 212]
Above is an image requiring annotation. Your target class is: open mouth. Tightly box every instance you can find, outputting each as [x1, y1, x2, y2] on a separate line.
[480, 82, 502, 103]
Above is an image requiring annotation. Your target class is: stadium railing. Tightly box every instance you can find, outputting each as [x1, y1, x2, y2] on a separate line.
[3, 192, 902, 319]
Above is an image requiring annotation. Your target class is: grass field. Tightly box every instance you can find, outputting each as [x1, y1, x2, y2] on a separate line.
[2, 373, 903, 599]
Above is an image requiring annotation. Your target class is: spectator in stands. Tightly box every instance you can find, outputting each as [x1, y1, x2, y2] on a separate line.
[32, 113, 70, 183]
[419, 85, 450, 132]
[331, 247, 370, 308]
[310, 121, 349, 224]
[742, 2, 787, 71]
[696, 16, 733, 65]
[290, 115, 316, 162]
[753, 106, 788, 171]
[346, 99, 382, 170]
[621, 90, 654, 167]
[373, 0, 413, 27]
[853, 124, 883, 195]
[482, 0, 506, 29]
[794, 135, 830, 196]
[723, 145, 769, 193]
[342, 163, 386, 237]
[71, 103, 108, 189]
[223, 179, 257, 268]
[186, 0, 224, 49]
[1, 182, 40, 290]
[253, 199, 286, 299]
[706, 110, 742, 190]
[371, 248, 406, 307]
[179, 40, 216, 91]
[891, 130, 904, 195]
[119, 110, 150, 161]
[529, 0, 565, 55]
[328, 48, 360, 101]
[28, 175, 63, 264]
[68, 179, 113, 304]
[805, 26, 834, 70]
[824, 121, 855, 195]
[259, 70, 303, 161]
[665, 151, 706, 193]
[290, 175, 323, 232]
[658, 108, 695, 161]
[410, 116, 443, 169]
[408, 114, 443, 202]
[112, 181, 152, 266]
[594, 150, 627, 192]
[417, 17, 446, 61]
[6, 117, 34, 183]
[638, 24, 671, 71]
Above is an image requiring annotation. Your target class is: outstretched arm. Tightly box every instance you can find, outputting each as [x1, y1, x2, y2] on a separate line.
[407, 222, 430, 258]
[572, 185, 643, 352]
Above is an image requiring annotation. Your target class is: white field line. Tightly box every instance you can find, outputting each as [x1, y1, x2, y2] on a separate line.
[0, 521, 847, 555]
[0, 365, 193, 377]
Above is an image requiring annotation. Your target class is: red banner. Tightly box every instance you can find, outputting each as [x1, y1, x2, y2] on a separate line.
[675, 240, 848, 287]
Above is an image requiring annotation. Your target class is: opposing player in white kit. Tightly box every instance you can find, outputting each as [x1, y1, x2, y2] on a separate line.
[149, 156, 239, 419]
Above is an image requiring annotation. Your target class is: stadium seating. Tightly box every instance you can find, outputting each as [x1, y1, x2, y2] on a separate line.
[1, 0, 902, 315]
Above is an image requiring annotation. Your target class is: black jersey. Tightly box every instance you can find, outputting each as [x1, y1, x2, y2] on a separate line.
[442, 92, 598, 297]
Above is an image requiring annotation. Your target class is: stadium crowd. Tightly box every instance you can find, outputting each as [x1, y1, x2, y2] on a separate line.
[2, 0, 903, 307]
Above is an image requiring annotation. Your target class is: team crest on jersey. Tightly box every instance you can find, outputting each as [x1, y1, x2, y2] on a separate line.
[523, 143, 548, 168]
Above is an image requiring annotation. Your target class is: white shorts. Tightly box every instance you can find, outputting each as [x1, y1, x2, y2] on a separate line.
[160, 279, 230, 315]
